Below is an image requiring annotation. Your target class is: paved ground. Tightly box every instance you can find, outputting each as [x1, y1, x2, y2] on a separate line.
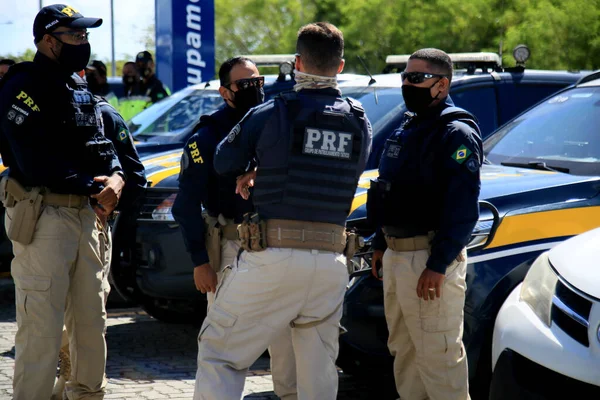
[0, 278, 398, 399]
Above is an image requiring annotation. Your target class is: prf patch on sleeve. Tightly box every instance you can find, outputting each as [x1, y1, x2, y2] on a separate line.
[188, 141, 204, 164]
[452, 145, 471, 164]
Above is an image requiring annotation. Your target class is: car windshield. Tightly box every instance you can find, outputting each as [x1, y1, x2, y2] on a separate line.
[129, 86, 223, 140]
[341, 86, 405, 132]
[484, 86, 600, 176]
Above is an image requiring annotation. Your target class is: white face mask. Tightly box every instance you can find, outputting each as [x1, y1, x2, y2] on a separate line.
[293, 69, 339, 92]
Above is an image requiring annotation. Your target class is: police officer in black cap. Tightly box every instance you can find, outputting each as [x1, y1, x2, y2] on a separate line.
[368, 48, 482, 400]
[135, 50, 170, 103]
[0, 4, 126, 399]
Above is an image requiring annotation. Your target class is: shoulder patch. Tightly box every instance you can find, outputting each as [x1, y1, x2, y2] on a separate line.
[466, 157, 479, 173]
[452, 145, 471, 164]
[227, 124, 241, 143]
[118, 128, 129, 142]
[187, 141, 204, 164]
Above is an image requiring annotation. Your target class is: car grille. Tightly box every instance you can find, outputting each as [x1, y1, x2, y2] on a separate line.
[137, 188, 177, 221]
[551, 278, 593, 347]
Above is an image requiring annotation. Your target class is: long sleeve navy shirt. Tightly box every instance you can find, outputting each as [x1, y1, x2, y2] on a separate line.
[172, 105, 252, 267]
[0, 52, 122, 195]
[373, 96, 482, 274]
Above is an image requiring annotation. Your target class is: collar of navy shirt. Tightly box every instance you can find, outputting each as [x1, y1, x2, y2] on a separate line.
[33, 51, 77, 81]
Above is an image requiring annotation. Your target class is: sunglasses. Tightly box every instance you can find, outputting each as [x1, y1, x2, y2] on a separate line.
[401, 71, 447, 84]
[52, 30, 90, 42]
[227, 76, 265, 91]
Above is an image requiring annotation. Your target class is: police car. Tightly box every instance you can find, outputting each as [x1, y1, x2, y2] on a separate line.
[338, 70, 600, 398]
[108, 54, 592, 328]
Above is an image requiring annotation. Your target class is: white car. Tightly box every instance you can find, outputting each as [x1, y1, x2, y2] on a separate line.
[491, 227, 600, 398]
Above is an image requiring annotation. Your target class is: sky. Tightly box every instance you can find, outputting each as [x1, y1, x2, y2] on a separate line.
[0, 0, 155, 65]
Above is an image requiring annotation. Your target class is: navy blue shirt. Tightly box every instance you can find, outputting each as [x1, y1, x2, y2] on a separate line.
[97, 100, 147, 209]
[214, 88, 372, 227]
[172, 105, 252, 267]
[373, 96, 482, 274]
[0, 52, 122, 195]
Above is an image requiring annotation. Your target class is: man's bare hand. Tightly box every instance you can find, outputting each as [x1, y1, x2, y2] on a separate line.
[90, 173, 125, 215]
[417, 268, 445, 300]
[193, 263, 218, 294]
[235, 170, 256, 200]
[371, 249, 384, 281]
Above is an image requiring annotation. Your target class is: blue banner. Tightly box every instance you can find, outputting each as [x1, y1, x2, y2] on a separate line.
[155, 0, 215, 93]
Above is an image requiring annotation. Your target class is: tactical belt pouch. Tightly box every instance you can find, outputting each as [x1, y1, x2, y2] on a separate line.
[203, 214, 222, 270]
[384, 231, 435, 252]
[238, 213, 267, 252]
[0, 177, 43, 245]
[343, 231, 365, 274]
[344, 232, 364, 258]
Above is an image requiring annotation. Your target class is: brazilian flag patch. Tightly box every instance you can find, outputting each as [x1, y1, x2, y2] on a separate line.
[452, 145, 471, 164]
[118, 128, 129, 142]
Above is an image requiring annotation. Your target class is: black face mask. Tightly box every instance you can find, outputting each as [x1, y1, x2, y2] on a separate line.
[137, 65, 151, 78]
[123, 75, 137, 86]
[402, 80, 442, 114]
[86, 74, 100, 93]
[53, 39, 91, 73]
[232, 86, 265, 115]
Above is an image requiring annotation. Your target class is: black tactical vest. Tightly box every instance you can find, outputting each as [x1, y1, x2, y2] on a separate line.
[70, 74, 117, 176]
[253, 91, 365, 225]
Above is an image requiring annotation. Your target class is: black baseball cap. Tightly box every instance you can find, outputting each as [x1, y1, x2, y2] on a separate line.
[86, 60, 107, 76]
[33, 4, 102, 42]
[136, 51, 153, 64]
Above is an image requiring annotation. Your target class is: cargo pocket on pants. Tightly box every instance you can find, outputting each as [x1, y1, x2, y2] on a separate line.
[14, 275, 56, 337]
[199, 303, 238, 346]
[419, 298, 464, 389]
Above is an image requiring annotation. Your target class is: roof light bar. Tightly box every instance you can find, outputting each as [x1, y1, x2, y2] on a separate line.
[386, 52, 501, 67]
[240, 54, 296, 67]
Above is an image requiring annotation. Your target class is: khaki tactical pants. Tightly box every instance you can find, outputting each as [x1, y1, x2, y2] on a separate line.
[194, 248, 348, 400]
[8, 205, 110, 400]
[205, 238, 298, 399]
[383, 248, 470, 400]
[57, 220, 111, 397]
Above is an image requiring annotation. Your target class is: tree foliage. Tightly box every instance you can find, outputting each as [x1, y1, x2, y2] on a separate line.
[214, 0, 600, 74]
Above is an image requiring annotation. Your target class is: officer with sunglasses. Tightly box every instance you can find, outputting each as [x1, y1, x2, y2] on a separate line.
[368, 48, 482, 400]
[0, 4, 127, 399]
[173, 57, 299, 399]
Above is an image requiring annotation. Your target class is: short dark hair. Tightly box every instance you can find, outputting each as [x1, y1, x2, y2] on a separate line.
[0, 59, 15, 67]
[296, 22, 344, 74]
[123, 61, 136, 69]
[218, 57, 256, 87]
[409, 48, 453, 83]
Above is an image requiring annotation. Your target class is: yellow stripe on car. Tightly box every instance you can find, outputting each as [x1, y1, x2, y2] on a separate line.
[487, 206, 600, 249]
[148, 166, 181, 187]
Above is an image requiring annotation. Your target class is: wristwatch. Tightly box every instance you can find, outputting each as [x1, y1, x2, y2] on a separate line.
[113, 170, 127, 182]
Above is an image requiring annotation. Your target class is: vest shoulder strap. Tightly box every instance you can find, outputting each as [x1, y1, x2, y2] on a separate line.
[345, 97, 365, 120]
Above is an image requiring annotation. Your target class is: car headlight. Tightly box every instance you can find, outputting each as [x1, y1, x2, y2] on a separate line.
[151, 193, 177, 221]
[519, 252, 558, 327]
